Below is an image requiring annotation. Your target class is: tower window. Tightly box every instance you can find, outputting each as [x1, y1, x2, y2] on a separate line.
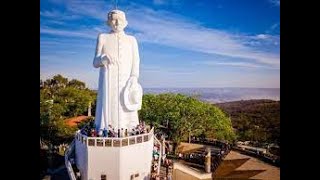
[88, 139, 95, 146]
[97, 139, 104, 146]
[144, 135, 148, 142]
[101, 174, 107, 180]
[129, 137, 136, 145]
[130, 173, 139, 180]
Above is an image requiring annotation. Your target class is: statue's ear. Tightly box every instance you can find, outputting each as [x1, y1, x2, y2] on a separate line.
[124, 20, 128, 28]
[107, 19, 116, 27]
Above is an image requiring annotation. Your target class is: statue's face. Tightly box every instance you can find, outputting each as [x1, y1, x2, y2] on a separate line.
[108, 12, 127, 32]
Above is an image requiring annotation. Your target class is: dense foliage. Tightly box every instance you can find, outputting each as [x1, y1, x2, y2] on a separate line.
[139, 93, 236, 147]
[40, 75, 97, 145]
[216, 99, 280, 144]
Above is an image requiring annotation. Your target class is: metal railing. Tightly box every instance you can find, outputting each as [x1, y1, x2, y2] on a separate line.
[65, 140, 76, 180]
[76, 127, 154, 148]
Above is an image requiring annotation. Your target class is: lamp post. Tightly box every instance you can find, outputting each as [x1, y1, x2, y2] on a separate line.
[205, 147, 211, 173]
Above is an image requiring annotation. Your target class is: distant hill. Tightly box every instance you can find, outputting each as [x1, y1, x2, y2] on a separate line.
[215, 99, 280, 145]
[143, 88, 280, 103]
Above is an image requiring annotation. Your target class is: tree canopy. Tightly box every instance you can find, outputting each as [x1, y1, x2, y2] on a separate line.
[216, 99, 280, 145]
[40, 75, 97, 145]
[139, 93, 236, 146]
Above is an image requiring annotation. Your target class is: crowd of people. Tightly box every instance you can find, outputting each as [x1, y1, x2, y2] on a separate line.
[151, 144, 161, 179]
[183, 149, 229, 173]
[181, 137, 231, 173]
[163, 158, 173, 180]
[150, 138, 173, 180]
[80, 121, 149, 138]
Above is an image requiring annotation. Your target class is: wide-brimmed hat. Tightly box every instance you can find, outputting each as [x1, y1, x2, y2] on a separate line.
[123, 79, 143, 111]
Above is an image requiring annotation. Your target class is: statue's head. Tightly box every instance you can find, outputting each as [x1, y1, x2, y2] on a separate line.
[107, 10, 128, 32]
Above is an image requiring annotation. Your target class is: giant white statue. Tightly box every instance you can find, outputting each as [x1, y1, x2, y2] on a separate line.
[93, 10, 142, 133]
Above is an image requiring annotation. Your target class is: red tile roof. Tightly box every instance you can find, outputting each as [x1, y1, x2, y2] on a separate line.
[65, 115, 89, 127]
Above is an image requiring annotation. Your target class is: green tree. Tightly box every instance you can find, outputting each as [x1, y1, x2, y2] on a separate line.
[55, 87, 93, 117]
[68, 79, 86, 89]
[52, 74, 68, 88]
[40, 75, 97, 146]
[216, 100, 280, 144]
[40, 100, 67, 145]
[139, 93, 236, 152]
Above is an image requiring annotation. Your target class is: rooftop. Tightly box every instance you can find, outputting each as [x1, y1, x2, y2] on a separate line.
[65, 116, 89, 127]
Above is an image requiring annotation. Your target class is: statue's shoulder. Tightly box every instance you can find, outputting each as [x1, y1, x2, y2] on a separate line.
[127, 35, 138, 43]
[97, 33, 108, 39]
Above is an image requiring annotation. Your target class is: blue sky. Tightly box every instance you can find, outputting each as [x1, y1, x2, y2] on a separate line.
[40, 0, 280, 89]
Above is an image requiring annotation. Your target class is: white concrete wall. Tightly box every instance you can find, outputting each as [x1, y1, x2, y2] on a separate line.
[86, 138, 153, 180]
[119, 138, 154, 180]
[173, 163, 212, 180]
[87, 146, 120, 180]
[75, 133, 154, 180]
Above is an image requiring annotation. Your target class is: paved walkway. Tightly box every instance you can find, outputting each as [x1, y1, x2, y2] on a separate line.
[225, 150, 280, 180]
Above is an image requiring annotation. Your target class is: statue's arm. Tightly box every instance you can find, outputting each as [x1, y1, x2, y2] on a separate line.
[130, 37, 140, 79]
[93, 34, 105, 68]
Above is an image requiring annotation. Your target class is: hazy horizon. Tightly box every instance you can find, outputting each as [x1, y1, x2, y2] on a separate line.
[144, 87, 280, 103]
[88, 87, 280, 103]
[87, 87, 280, 90]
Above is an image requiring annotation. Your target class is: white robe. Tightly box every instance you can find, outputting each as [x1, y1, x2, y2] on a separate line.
[93, 31, 140, 131]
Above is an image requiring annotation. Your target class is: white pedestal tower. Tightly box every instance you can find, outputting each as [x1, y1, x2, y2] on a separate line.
[73, 129, 154, 180]
[65, 9, 155, 180]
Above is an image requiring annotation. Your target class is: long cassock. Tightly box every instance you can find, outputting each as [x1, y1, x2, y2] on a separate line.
[93, 31, 140, 131]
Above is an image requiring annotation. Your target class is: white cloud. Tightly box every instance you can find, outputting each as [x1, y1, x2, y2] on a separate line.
[153, 0, 166, 5]
[269, 0, 280, 6]
[40, 10, 81, 20]
[141, 64, 195, 74]
[40, 27, 98, 39]
[64, 1, 111, 20]
[127, 6, 279, 67]
[41, 1, 280, 88]
[270, 23, 279, 30]
[239, 33, 279, 51]
[41, 2, 280, 68]
[256, 34, 269, 40]
[266, 23, 280, 34]
[152, 0, 181, 6]
[40, 10, 61, 18]
[201, 61, 279, 69]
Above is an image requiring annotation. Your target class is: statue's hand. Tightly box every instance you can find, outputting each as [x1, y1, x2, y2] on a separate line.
[101, 54, 115, 66]
[129, 76, 138, 84]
